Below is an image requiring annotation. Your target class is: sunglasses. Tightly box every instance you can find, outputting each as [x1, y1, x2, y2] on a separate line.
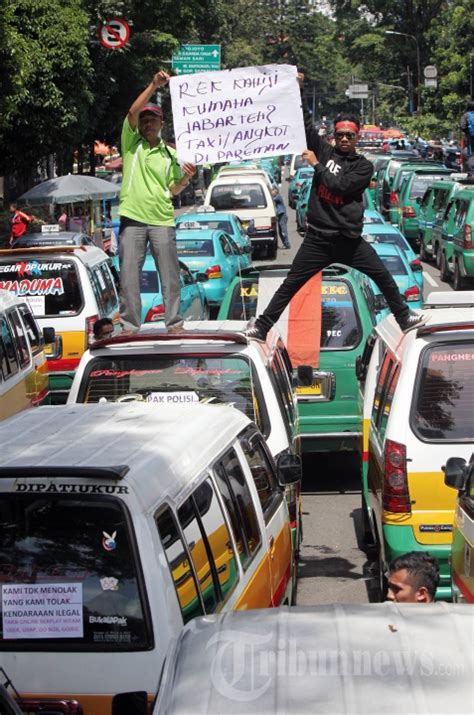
[335, 131, 357, 140]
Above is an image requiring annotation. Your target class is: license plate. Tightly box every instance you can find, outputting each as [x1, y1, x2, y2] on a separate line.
[296, 381, 322, 396]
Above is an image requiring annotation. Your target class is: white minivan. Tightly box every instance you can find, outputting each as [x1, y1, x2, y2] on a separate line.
[0, 401, 298, 714]
[204, 175, 277, 258]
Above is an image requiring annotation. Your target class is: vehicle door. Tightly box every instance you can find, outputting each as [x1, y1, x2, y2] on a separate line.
[439, 200, 457, 255]
[452, 199, 469, 251]
[238, 427, 293, 606]
[178, 262, 199, 318]
[433, 191, 454, 253]
[227, 234, 249, 270]
[418, 187, 433, 241]
[219, 234, 238, 282]
[213, 448, 273, 609]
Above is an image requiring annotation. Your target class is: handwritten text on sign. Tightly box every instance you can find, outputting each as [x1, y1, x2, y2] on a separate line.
[2, 583, 83, 639]
[170, 64, 306, 164]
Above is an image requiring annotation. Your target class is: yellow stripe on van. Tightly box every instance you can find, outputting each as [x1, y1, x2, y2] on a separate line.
[384, 470, 457, 545]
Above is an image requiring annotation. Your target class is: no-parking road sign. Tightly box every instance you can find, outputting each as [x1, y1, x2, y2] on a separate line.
[98, 18, 130, 50]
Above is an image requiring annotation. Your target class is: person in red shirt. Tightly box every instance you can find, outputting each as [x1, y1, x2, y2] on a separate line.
[9, 203, 35, 245]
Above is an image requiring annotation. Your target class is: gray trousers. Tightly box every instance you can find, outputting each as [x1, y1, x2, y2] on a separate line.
[119, 221, 182, 330]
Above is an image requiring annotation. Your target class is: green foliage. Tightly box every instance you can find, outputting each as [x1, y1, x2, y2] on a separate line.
[1, 0, 472, 196]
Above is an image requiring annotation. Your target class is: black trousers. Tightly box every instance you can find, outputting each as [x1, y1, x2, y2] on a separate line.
[257, 228, 409, 330]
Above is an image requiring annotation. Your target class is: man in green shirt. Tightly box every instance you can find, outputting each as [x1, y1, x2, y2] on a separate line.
[119, 70, 196, 332]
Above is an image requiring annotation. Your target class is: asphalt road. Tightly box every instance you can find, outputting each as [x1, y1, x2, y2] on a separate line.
[183, 174, 451, 606]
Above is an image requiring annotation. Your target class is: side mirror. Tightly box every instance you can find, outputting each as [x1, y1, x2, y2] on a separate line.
[247, 219, 256, 235]
[443, 457, 468, 491]
[373, 294, 387, 312]
[244, 245, 252, 253]
[42, 326, 56, 344]
[410, 259, 423, 272]
[112, 692, 147, 715]
[195, 272, 208, 283]
[295, 364, 313, 388]
[355, 355, 364, 381]
[285, 176, 290, 181]
[277, 452, 302, 486]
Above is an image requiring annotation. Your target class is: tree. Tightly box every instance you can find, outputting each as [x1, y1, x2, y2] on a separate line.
[0, 0, 93, 193]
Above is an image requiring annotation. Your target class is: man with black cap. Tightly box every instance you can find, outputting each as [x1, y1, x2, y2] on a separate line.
[118, 70, 196, 333]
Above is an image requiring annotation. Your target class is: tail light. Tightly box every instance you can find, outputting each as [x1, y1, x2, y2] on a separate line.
[369, 179, 377, 189]
[271, 216, 277, 231]
[383, 439, 411, 513]
[145, 304, 165, 322]
[410, 258, 423, 272]
[404, 285, 421, 302]
[402, 205, 416, 218]
[390, 191, 398, 207]
[85, 314, 99, 348]
[206, 264, 222, 279]
[464, 225, 472, 249]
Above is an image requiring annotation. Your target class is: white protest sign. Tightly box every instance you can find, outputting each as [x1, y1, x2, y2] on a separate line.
[169, 64, 306, 165]
[2, 583, 83, 639]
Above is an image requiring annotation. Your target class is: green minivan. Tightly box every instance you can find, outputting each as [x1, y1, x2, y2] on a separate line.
[438, 184, 474, 289]
[397, 170, 452, 247]
[218, 265, 387, 453]
[418, 179, 457, 262]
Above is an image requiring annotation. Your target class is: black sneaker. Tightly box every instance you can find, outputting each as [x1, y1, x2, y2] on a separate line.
[243, 323, 267, 342]
[397, 311, 429, 333]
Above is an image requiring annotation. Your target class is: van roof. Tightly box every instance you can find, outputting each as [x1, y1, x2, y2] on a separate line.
[0, 245, 108, 267]
[375, 309, 474, 358]
[155, 603, 472, 714]
[0, 402, 250, 507]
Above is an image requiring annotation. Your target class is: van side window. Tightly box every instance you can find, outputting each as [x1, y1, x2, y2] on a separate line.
[239, 429, 281, 520]
[8, 309, 30, 368]
[99, 263, 119, 312]
[356, 331, 376, 390]
[18, 305, 43, 354]
[214, 449, 261, 567]
[89, 268, 106, 315]
[0, 316, 19, 380]
[454, 200, 468, 228]
[372, 350, 393, 427]
[155, 506, 204, 624]
[178, 479, 238, 613]
[269, 354, 294, 437]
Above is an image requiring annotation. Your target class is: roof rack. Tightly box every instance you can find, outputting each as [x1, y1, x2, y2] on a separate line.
[0, 245, 86, 256]
[425, 291, 474, 308]
[91, 330, 249, 350]
[0, 465, 129, 480]
[240, 264, 349, 277]
[417, 322, 474, 337]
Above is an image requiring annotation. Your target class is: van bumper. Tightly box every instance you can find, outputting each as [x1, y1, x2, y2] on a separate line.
[382, 524, 452, 600]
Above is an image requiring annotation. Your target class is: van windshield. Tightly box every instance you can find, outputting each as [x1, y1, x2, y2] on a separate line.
[80, 354, 268, 433]
[0, 494, 150, 650]
[411, 343, 474, 441]
[210, 183, 267, 210]
[410, 175, 448, 199]
[224, 278, 362, 349]
[0, 259, 82, 317]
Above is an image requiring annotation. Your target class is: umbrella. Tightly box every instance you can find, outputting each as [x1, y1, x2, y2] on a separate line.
[94, 140, 113, 156]
[17, 174, 120, 205]
[383, 128, 404, 139]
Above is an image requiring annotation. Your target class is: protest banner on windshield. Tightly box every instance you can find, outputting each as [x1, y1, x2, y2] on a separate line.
[169, 64, 306, 165]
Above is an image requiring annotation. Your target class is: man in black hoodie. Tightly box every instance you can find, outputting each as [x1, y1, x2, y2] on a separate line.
[245, 76, 426, 341]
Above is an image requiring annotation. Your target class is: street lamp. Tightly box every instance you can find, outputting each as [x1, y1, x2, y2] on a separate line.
[385, 30, 422, 114]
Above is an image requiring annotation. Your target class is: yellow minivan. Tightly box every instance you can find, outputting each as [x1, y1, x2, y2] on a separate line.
[0, 245, 120, 403]
[359, 291, 474, 599]
[0, 401, 298, 714]
[0, 289, 52, 419]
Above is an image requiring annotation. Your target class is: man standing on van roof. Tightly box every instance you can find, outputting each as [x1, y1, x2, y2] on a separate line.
[245, 74, 427, 342]
[118, 71, 196, 333]
[386, 552, 439, 603]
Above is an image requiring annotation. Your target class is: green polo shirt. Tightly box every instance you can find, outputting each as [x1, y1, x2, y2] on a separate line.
[119, 118, 183, 226]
